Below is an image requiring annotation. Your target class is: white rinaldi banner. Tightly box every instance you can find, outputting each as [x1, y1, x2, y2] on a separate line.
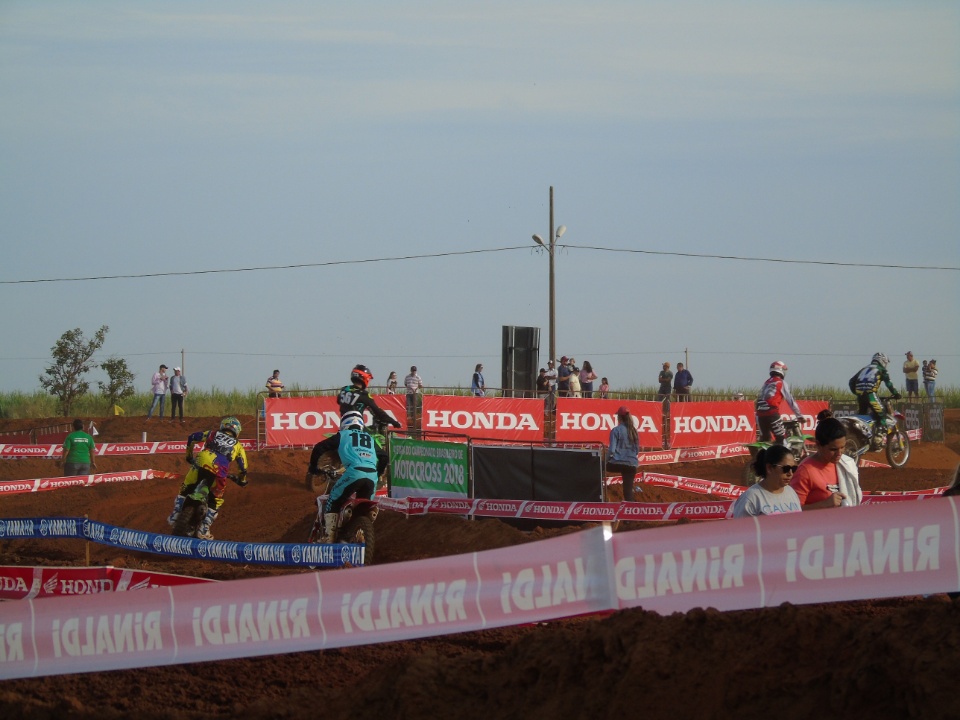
[2, 499, 959, 679]
[421, 395, 544, 442]
[554, 398, 662, 446]
[263, 395, 406, 446]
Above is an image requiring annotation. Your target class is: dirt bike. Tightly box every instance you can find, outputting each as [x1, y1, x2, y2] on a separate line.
[305, 466, 379, 564]
[304, 421, 390, 494]
[172, 464, 243, 538]
[839, 396, 910, 468]
[742, 418, 812, 484]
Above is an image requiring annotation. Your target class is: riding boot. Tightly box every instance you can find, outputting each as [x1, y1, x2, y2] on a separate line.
[323, 513, 338, 544]
[196, 508, 219, 540]
[167, 495, 185, 527]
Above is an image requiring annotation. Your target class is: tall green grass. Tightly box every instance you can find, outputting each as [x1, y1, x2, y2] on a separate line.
[0, 383, 956, 419]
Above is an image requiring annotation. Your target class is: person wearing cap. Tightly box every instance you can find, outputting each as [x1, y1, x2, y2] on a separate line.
[557, 356, 573, 397]
[543, 360, 558, 413]
[607, 406, 641, 502]
[902, 352, 920, 400]
[146, 364, 169, 420]
[170, 367, 188, 423]
[657, 362, 673, 407]
[404, 365, 423, 418]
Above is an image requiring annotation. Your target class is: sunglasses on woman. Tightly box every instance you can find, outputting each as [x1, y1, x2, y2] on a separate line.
[771, 464, 798, 474]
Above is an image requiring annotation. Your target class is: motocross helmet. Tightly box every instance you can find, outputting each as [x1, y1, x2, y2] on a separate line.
[769, 361, 788, 377]
[351, 364, 374, 389]
[872, 352, 890, 368]
[220, 416, 242, 437]
[340, 411, 364, 431]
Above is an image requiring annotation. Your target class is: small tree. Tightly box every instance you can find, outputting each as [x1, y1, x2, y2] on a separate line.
[98, 356, 136, 408]
[39, 326, 109, 416]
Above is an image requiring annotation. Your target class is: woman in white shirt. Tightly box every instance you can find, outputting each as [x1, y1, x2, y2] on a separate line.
[733, 444, 802, 518]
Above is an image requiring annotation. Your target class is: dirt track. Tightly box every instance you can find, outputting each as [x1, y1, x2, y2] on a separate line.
[1, 413, 959, 719]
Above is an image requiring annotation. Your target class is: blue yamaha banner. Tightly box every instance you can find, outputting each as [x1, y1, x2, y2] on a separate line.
[0, 517, 364, 567]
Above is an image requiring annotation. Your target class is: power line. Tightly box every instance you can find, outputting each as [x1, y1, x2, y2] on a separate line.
[564, 245, 959, 271]
[2, 244, 956, 285]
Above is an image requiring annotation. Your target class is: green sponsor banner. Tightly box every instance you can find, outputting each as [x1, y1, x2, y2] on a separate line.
[390, 437, 469, 498]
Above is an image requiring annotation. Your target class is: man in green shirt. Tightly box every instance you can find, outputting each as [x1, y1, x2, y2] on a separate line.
[60, 419, 97, 476]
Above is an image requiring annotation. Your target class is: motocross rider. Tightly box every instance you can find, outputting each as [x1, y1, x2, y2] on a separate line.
[849, 353, 901, 430]
[755, 361, 804, 444]
[318, 411, 379, 543]
[166, 416, 248, 540]
[336, 363, 400, 471]
[337, 364, 399, 422]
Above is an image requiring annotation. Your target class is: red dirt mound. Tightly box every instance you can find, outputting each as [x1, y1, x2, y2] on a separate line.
[1, 413, 959, 719]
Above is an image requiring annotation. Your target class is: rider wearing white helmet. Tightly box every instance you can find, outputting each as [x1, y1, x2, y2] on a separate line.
[849, 353, 900, 428]
[755, 361, 804, 444]
[308, 410, 379, 543]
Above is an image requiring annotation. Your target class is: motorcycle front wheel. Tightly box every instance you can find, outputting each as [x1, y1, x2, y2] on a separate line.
[885, 428, 910, 468]
[340, 515, 375, 564]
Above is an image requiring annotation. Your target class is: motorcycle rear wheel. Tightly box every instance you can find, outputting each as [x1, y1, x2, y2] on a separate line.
[340, 515, 375, 564]
[885, 428, 910, 468]
[843, 437, 861, 462]
[172, 500, 206, 538]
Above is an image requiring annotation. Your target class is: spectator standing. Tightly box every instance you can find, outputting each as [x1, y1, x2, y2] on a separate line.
[471, 363, 486, 397]
[146, 364, 168, 419]
[790, 411, 862, 509]
[673, 363, 693, 402]
[580, 361, 598, 398]
[405, 365, 423, 417]
[598, 377, 609, 399]
[607, 406, 641, 501]
[169, 367, 188, 423]
[266, 370, 284, 398]
[59, 419, 97, 477]
[923, 359, 938, 401]
[557, 356, 573, 397]
[903, 352, 920, 400]
[543, 360, 559, 413]
[732, 444, 802, 518]
[568, 358, 582, 397]
[544, 360, 558, 393]
[386, 371, 398, 394]
[657, 362, 673, 406]
[536, 368, 550, 398]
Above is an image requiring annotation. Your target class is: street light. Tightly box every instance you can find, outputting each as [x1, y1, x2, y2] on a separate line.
[532, 186, 566, 367]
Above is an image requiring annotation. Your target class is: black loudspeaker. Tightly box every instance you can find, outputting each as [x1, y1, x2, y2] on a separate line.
[501, 326, 540, 398]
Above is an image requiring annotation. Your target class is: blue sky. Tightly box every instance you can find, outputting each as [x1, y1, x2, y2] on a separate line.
[1, 1, 957, 397]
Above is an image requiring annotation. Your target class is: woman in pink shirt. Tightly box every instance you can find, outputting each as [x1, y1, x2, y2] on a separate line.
[790, 411, 862, 509]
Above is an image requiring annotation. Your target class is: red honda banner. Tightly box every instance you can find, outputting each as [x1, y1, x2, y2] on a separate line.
[555, 398, 662, 446]
[0, 565, 213, 601]
[421, 395, 543, 442]
[263, 395, 405, 446]
[667, 400, 756, 448]
[796, 400, 830, 432]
